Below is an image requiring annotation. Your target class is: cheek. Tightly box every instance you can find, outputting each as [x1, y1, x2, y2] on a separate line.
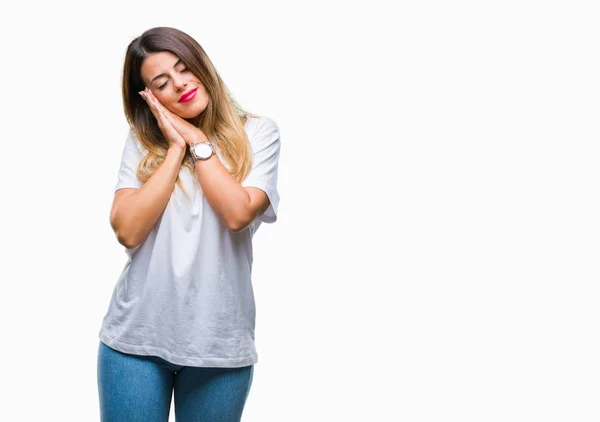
[153, 91, 169, 104]
[154, 91, 179, 112]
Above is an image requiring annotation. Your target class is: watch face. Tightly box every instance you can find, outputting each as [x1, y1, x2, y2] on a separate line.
[194, 143, 213, 159]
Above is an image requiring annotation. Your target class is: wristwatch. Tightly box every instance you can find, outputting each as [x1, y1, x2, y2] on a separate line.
[190, 141, 215, 161]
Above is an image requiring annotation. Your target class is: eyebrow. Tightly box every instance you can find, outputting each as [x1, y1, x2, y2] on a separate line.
[150, 59, 183, 84]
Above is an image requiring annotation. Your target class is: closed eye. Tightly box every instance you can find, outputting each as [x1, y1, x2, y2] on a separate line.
[157, 68, 189, 90]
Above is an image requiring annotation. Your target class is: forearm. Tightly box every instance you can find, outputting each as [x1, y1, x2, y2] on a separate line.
[193, 155, 251, 232]
[113, 146, 186, 248]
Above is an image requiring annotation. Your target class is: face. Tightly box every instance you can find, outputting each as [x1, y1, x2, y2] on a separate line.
[140, 51, 210, 121]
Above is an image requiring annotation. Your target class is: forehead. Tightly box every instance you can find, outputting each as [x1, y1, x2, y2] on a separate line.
[140, 51, 182, 84]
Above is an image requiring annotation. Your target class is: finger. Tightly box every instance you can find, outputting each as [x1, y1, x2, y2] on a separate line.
[142, 89, 187, 145]
[145, 87, 159, 104]
[147, 94, 167, 120]
[146, 91, 174, 126]
[146, 89, 169, 116]
[149, 98, 179, 141]
[149, 96, 168, 123]
[142, 89, 168, 126]
[139, 90, 157, 113]
[139, 91, 152, 110]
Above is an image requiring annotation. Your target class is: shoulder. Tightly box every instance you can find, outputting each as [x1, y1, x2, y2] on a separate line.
[245, 116, 280, 144]
[256, 115, 279, 130]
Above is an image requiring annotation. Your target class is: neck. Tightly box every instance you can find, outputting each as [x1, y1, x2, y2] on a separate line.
[187, 115, 201, 127]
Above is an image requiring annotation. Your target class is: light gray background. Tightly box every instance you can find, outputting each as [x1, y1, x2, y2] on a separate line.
[0, 0, 598, 421]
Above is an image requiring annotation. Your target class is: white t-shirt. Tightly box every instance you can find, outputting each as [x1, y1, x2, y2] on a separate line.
[98, 116, 280, 367]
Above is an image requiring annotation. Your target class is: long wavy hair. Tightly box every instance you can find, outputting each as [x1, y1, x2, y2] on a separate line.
[122, 27, 259, 199]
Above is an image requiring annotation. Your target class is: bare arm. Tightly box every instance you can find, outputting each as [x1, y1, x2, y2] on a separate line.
[109, 145, 186, 248]
[110, 88, 189, 248]
[138, 88, 272, 232]
[192, 154, 270, 232]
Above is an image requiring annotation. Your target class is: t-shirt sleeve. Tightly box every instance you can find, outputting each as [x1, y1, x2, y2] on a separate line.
[241, 117, 281, 224]
[114, 130, 144, 192]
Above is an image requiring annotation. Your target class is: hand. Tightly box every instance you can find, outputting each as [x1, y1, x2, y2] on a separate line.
[139, 87, 187, 151]
[141, 88, 209, 145]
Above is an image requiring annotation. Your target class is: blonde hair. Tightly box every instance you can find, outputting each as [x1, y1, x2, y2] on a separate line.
[121, 26, 259, 199]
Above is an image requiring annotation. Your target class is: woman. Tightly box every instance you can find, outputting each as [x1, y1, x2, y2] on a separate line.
[97, 27, 281, 421]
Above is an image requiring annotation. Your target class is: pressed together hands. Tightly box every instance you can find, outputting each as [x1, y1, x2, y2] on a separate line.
[109, 88, 213, 249]
[136, 86, 262, 234]
[139, 87, 208, 151]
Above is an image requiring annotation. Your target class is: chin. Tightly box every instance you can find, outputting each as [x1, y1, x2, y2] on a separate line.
[171, 92, 208, 117]
[173, 104, 202, 118]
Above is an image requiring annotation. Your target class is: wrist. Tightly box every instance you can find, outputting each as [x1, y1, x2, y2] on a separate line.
[189, 139, 215, 162]
[190, 129, 209, 145]
[168, 144, 187, 159]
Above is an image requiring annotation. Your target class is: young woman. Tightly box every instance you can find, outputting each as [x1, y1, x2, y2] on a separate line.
[96, 26, 281, 421]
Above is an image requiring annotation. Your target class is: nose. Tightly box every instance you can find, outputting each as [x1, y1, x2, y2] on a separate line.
[173, 75, 188, 92]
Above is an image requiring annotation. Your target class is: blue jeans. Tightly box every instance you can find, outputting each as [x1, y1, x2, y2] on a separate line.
[97, 341, 254, 421]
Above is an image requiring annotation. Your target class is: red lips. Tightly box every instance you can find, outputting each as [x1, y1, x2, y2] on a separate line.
[179, 88, 198, 103]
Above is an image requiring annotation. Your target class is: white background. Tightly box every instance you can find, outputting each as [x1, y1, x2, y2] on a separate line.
[0, 0, 598, 421]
